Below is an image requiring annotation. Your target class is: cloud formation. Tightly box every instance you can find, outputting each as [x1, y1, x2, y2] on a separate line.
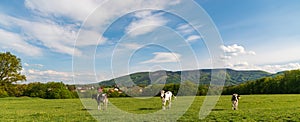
[23, 63, 44, 68]
[220, 44, 256, 60]
[24, 0, 102, 22]
[176, 24, 194, 35]
[24, 68, 104, 84]
[141, 52, 181, 64]
[261, 63, 300, 73]
[0, 29, 42, 56]
[0, 0, 183, 57]
[226, 61, 300, 73]
[121, 43, 143, 50]
[125, 12, 168, 37]
[186, 35, 202, 42]
[25, 69, 73, 83]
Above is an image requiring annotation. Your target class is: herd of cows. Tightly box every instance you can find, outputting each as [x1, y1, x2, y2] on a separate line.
[92, 90, 241, 111]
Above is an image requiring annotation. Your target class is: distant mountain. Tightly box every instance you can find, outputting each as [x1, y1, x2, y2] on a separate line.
[98, 68, 272, 86]
[223, 69, 272, 85]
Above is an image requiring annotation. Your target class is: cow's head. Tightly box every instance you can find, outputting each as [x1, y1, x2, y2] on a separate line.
[160, 90, 165, 98]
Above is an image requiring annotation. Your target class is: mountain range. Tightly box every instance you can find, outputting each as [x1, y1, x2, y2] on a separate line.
[98, 69, 272, 87]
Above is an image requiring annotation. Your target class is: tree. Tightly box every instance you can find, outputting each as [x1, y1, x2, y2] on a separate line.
[0, 52, 26, 86]
[45, 82, 75, 99]
[24, 82, 47, 98]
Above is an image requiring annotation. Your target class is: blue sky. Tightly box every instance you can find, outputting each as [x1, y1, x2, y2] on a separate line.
[0, 0, 299, 84]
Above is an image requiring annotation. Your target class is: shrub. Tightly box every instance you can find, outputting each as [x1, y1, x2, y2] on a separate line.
[0, 87, 8, 98]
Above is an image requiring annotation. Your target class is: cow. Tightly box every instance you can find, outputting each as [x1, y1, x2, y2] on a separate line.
[160, 90, 176, 110]
[92, 93, 108, 110]
[231, 93, 240, 110]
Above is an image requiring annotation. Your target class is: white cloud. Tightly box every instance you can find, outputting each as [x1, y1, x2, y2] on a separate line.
[111, 42, 144, 55]
[0, 13, 109, 56]
[18, 0, 182, 56]
[133, 11, 153, 19]
[186, 35, 202, 42]
[169, 0, 182, 5]
[19, 21, 79, 56]
[24, 0, 103, 22]
[233, 62, 249, 67]
[176, 23, 203, 43]
[24, 68, 109, 84]
[221, 44, 256, 56]
[221, 44, 241, 54]
[23, 63, 44, 68]
[176, 24, 194, 35]
[126, 12, 168, 37]
[176, 23, 203, 35]
[24, 63, 29, 67]
[225, 61, 300, 73]
[25, 69, 73, 82]
[247, 51, 256, 55]
[220, 55, 232, 60]
[76, 29, 107, 47]
[141, 52, 181, 64]
[121, 43, 143, 50]
[27, 69, 68, 77]
[260, 63, 300, 73]
[0, 29, 42, 56]
[23, 68, 104, 84]
[24, 0, 181, 29]
[225, 62, 250, 69]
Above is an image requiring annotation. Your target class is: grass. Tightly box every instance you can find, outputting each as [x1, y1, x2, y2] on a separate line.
[0, 97, 94, 122]
[181, 94, 300, 121]
[1, 95, 300, 121]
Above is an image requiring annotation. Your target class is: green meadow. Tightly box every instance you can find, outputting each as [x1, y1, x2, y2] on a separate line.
[1, 95, 300, 121]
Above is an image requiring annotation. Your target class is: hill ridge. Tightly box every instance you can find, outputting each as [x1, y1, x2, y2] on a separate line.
[98, 68, 273, 86]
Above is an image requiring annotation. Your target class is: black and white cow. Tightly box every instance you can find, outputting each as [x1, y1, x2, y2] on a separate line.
[92, 93, 108, 110]
[160, 90, 176, 110]
[231, 93, 240, 110]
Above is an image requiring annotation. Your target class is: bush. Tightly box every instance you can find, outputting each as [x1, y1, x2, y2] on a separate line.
[24, 82, 47, 98]
[45, 82, 75, 99]
[0, 87, 8, 98]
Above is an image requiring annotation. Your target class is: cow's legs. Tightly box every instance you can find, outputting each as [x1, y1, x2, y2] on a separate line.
[232, 101, 238, 110]
[162, 100, 166, 110]
[232, 101, 235, 110]
[101, 102, 106, 110]
[104, 102, 107, 110]
[168, 101, 172, 109]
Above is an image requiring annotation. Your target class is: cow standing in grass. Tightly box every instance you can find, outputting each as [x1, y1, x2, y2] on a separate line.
[92, 93, 108, 110]
[160, 90, 176, 110]
[232, 93, 240, 110]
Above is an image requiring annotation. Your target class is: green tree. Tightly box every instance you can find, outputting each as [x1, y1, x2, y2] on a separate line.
[24, 82, 47, 98]
[0, 52, 26, 86]
[0, 86, 8, 97]
[177, 80, 198, 96]
[45, 82, 75, 99]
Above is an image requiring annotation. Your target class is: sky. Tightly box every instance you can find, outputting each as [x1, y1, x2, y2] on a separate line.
[0, 0, 300, 84]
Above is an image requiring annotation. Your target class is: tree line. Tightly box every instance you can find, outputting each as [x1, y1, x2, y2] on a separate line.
[93, 81, 210, 97]
[222, 69, 300, 95]
[0, 81, 78, 99]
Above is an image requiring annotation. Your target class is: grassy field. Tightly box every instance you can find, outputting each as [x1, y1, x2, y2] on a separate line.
[1, 95, 300, 121]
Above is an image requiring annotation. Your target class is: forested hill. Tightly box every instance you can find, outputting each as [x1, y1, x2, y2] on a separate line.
[98, 69, 272, 86]
[223, 69, 300, 94]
